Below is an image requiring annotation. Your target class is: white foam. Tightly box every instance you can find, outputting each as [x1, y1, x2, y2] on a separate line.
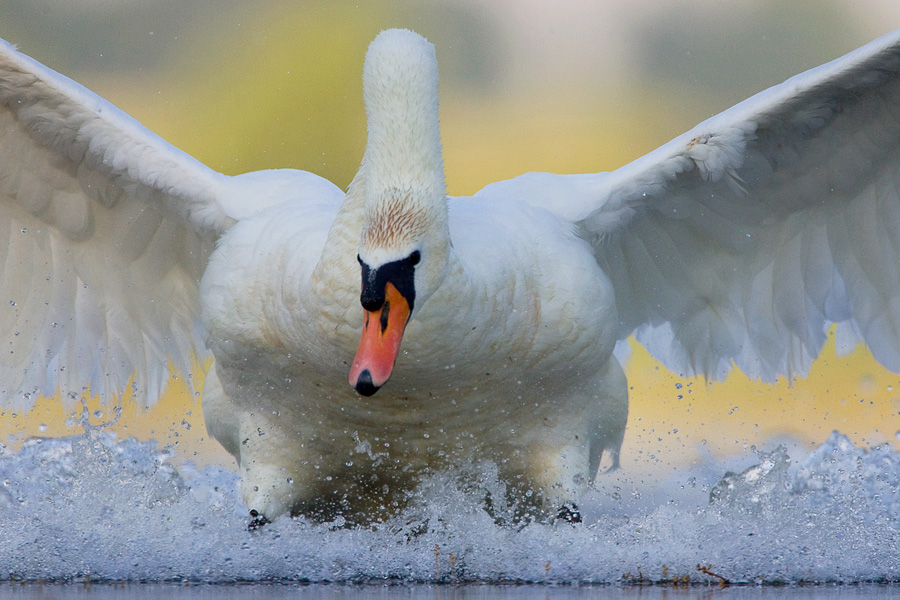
[1, 426, 898, 584]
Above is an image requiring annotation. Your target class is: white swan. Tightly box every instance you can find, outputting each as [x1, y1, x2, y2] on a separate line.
[1, 28, 900, 524]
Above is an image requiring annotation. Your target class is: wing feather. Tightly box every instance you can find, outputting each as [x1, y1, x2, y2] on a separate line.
[478, 29, 900, 382]
[0, 38, 234, 409]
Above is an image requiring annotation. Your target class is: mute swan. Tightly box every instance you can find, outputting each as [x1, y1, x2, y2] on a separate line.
[1, 28, 900, 525]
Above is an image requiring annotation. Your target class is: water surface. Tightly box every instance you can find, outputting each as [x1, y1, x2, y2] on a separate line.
[1, 427, 898, 585]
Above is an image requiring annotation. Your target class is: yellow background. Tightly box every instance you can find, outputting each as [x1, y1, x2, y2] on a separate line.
[1, 1, 899, 478]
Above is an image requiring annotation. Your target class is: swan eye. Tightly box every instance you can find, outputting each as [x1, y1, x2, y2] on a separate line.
[407, 250, 421, 266]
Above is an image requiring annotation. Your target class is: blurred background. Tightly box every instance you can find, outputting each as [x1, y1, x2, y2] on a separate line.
[1, 0, 899, 481]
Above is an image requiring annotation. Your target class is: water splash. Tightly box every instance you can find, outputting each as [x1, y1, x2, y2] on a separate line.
[1, 429, 898, 584]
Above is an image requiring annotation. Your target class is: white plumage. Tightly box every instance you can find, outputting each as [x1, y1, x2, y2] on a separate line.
[1, 28, 899, 523]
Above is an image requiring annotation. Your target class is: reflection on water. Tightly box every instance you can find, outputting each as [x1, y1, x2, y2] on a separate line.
[1, 584, 900, 600]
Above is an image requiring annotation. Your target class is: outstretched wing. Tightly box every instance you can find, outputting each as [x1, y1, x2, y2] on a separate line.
[0, 37, 235, 410]
[477, 29, 900, 382]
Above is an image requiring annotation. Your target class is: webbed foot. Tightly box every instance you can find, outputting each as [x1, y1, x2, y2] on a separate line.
[557, 503, 582, 524]
[248, 509, 270, 530]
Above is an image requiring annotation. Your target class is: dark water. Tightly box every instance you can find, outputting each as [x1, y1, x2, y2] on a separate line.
[1, 583, 899, 600]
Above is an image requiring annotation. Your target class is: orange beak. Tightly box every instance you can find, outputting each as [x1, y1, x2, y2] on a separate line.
[349, 282, 412, 396]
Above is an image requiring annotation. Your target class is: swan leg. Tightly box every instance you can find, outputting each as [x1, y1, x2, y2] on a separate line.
[587, 358, 628, 479]
[202, 364, 308, 522]
[516, 439, 591, 519]
[238, 458, 299, 522]
[513, 359, 628, 522]
[201, 363, 242, 459]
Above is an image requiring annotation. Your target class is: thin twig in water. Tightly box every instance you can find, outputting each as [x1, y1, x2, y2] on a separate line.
[697, 564, 729, 587]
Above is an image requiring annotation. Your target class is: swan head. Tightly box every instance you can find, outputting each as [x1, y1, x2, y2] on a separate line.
[348, 29, 449, 396]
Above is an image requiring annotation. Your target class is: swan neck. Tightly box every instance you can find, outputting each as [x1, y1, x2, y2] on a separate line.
[361, 30, 446, 231]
